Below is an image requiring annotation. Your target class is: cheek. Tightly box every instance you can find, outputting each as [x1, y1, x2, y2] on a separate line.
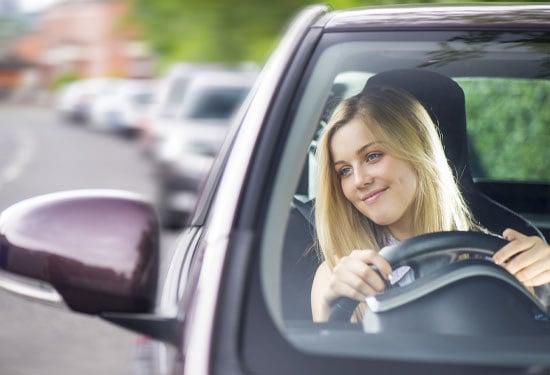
[340, 178, 354, 202]
[400, 169, 418, 200]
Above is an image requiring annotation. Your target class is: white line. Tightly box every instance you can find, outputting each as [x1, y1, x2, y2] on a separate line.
[0, 129, 35, 190]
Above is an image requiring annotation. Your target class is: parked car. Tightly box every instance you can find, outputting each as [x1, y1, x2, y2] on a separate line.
[153, 69, 258, 228]
[89, 79, 157, 137]
[138, 63, 245, 156]
[1, 3, 550, 375]
[56, 78, 120, 123]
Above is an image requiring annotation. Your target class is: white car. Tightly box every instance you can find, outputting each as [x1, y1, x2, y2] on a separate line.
[138, 63, 257, 155]
[89, 79, 157, 136]
[56, 78, 119, 123]
[153, 68, 258, 227]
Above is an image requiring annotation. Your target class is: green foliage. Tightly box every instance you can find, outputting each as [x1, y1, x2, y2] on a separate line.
[128, 0, 316, 67]
[127, 0, 530, 68]
[458, 78, 550, 182]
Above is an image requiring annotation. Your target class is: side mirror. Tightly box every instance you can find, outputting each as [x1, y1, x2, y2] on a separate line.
[0, 190, 159, 315]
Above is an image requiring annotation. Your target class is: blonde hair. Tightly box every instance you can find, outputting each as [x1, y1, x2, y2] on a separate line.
[315, 85, 477, 269]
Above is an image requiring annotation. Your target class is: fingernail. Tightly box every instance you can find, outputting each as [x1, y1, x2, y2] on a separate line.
[387, 273, 393, 281]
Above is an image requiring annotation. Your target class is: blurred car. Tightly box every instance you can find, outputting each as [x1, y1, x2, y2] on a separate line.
[89, 79, 157, 137]
[56, 78, 119, 123]
[153, 69, 258, 227]
[138, 63, 237, 156]
[1, 3, 550, 375]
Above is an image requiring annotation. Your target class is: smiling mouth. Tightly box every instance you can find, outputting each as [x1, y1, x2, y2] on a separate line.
[362, 188, 387, 203]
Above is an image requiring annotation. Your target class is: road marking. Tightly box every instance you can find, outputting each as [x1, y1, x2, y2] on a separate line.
[0, 129, 35, 190]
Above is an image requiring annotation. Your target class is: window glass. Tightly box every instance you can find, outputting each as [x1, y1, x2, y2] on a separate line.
[264, 30, 550, 367]
[131, 92, 153, 106]
[184, 87, 249, 120]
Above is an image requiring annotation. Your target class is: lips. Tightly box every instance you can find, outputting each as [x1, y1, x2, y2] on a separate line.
[362, 188, 387, 204]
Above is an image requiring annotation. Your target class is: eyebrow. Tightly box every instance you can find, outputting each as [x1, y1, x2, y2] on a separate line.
[333, 141, 378, 167]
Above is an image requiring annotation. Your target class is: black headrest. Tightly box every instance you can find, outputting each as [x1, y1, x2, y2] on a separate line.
[364, 69, 473, 190]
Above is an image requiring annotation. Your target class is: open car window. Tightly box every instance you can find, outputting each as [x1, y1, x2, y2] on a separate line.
[259, 29, 550, 366]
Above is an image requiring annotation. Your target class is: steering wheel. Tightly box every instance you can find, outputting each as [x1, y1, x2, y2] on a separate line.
[328, 231, 507, 322]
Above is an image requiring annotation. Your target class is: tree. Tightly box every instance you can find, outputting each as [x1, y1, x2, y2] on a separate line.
[127, 0, 316, 67]
[461, 78, 550, 181]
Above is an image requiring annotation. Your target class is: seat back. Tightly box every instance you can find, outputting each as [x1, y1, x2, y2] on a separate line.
[282, 198, 318, 320]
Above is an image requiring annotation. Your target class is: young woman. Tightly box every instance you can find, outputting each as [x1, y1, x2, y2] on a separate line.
[311, 85, 550, 322]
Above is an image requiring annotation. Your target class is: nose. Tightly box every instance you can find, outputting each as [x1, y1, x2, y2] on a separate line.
[353, 164, 373, 188]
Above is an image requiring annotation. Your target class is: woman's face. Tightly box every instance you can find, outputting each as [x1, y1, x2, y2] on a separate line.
[330, 117, 418, 240]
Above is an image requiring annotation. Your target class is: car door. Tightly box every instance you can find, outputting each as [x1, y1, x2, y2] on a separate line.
[195, 5, 550, 375]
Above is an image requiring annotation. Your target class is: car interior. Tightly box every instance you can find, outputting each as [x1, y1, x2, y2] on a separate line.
[281, 68, 548, 324]
[268, 35, 550, 349]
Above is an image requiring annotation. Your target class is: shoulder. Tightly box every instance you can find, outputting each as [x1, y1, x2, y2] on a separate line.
[314, 260, 331, 278]
[311, 260, 332, 321]
[312, 261, 331, 294]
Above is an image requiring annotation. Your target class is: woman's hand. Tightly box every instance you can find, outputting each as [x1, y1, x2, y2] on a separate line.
[493, 228, 550, 287]
[311, 249, 392, 322]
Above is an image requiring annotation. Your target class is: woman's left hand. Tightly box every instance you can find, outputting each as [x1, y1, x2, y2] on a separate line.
[493, 228, 550, 287]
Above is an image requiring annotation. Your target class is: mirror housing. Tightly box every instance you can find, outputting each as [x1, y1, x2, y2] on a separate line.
[0, 190, 159, 315]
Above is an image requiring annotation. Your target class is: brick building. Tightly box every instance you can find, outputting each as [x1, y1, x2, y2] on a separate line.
[15, 0, 155, 91]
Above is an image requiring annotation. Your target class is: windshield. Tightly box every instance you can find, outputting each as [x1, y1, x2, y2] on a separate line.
[183, 86, 249, 120]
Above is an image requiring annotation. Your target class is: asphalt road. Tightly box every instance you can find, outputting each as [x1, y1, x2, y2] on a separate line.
[0, 104, 179, 375]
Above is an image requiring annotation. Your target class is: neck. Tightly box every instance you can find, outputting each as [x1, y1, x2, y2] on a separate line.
[386, 224, 415, 242]
[387, 207, 416, 241]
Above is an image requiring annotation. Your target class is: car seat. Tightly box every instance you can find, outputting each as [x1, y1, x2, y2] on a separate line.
[281, 197, 319, 321]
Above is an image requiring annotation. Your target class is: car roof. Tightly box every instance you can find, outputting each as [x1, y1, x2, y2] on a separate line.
[319, 4, 550, 31]
[166, 62, 258, 78]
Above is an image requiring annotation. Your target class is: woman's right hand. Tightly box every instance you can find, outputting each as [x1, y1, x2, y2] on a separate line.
[311, 249, 393, 322]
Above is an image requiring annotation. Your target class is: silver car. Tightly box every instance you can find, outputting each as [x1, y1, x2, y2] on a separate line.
[152, 68, 258, 227]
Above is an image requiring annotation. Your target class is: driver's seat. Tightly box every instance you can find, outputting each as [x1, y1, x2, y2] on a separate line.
[364, 69, 543, 239]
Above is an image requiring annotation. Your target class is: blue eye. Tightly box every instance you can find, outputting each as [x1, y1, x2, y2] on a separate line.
[366, 152, 382, 162]
[338, 166, 352, 177]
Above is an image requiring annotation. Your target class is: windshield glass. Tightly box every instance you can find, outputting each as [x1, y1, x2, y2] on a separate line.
[264, 29, 550, 366]
[183, 86, 249, 120]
